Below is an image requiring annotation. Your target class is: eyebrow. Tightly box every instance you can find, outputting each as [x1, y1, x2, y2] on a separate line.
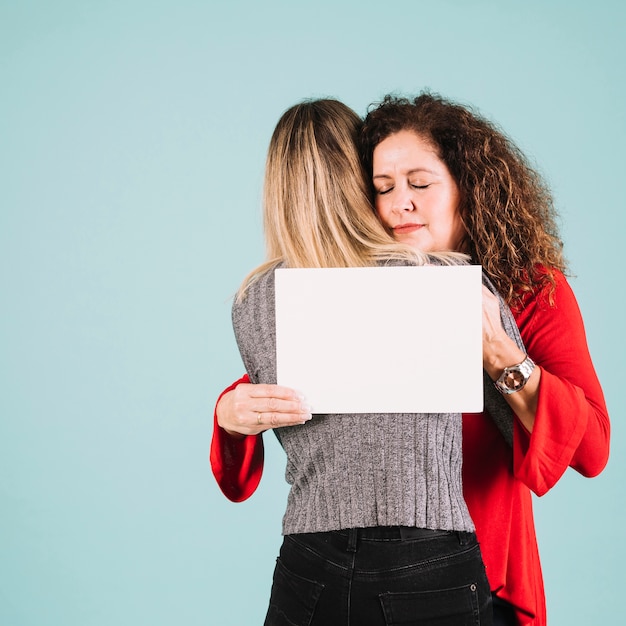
[372, 168, 438, 180]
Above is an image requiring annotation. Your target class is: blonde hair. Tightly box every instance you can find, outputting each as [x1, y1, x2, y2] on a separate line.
[239, 99, 463, 297]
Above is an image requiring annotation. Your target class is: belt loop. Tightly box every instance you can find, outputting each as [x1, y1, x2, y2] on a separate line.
[456, 531, 471, 546]
[347, 528, 358, 553]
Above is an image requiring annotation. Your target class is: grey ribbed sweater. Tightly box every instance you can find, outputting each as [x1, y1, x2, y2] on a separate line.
[232, 265, 523, 535]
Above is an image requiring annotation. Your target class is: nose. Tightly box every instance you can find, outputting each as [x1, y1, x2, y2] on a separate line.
[391, 185, 415, 213]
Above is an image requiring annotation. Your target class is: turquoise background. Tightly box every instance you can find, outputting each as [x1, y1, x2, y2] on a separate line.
[1, 1, 624, 624]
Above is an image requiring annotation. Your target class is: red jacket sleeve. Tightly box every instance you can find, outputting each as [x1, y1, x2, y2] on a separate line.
[209, 374, 265, 502]
[512, 271, 610, 496]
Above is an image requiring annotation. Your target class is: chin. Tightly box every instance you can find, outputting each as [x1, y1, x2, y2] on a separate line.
[396, 234, 427, 250]
[406, 239, 434, 253]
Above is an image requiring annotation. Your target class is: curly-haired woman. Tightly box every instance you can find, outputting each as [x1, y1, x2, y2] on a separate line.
[211, 93, 610, 626]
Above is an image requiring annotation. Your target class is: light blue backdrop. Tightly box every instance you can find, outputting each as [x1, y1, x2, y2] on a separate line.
[1, 1, 624, 624]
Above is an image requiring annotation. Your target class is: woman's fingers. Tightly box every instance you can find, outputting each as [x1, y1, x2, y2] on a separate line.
[481, 286, 526, 378]
[251, 386, 311, 419]
[481, 285, 510, 346]
[217, 384, 312, 436]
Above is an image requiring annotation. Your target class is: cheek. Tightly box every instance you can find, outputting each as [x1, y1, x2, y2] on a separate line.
[450, 214, 467, 247]
[374, 198, 391, 226]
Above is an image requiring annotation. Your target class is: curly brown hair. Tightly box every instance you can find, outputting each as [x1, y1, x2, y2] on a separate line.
[361, 92, 567, 309]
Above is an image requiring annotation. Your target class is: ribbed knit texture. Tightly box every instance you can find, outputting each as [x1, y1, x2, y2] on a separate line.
[481, 275, 525, 447]
[231, 265, 514, 535]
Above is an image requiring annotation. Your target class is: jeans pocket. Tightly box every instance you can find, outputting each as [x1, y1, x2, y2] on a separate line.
[264, 558, 325, 626]
[379, 583, 483, 626]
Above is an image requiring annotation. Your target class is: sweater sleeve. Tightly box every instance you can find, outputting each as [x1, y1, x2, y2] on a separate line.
[209, 374, 265, 502]
[512, 271, 610, 496]
[210, 268, 278, 502]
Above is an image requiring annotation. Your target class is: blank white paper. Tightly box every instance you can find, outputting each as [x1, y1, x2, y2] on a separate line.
[275, 265, 483, 414]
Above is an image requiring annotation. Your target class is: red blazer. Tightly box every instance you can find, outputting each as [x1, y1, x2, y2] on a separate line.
[210, 270, 610, 626]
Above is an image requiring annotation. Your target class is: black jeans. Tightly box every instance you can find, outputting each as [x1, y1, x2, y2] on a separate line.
[264, 527, 493, 626]
[492, 594, 517, 626]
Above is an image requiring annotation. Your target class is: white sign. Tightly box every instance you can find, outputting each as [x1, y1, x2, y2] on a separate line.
[275, 265, 483, 414]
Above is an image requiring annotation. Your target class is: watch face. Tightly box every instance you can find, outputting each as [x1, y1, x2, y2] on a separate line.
[505, 369, 524, 390]
[496, 357, 534, 395]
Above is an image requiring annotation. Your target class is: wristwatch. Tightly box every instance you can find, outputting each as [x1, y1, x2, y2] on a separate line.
[494, 355, 536, 395]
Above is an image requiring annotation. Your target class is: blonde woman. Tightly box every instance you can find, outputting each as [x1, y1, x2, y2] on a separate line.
[222, 99, 495, 625]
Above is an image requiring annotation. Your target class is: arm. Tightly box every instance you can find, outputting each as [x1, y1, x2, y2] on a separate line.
[211, 270, 313, 501]
[210, 375, 264, 502]
[482, 285, 541, 433]
[512, 271, 610, 495]
[210, 377, 310, 501]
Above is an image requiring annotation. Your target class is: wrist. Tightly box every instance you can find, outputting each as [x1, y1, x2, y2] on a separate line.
[220, 426, 246, 439]
[493, 355, 536, 395]
[216, 391, 246, 439]
[483, 337, 526, 380]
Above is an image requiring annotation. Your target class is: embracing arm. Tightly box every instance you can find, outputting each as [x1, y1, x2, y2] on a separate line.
[482, 285, 541, 434]
[210, 375, 264, 502]
[511, 271, 610, 495]
[211, 269, 313, 501]
[210, 378, 312, 502]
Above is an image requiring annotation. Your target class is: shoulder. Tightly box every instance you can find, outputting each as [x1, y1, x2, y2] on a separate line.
[245, 264, 278, 292]
[517, 266, 573, 311]
[232, 264, 279, 330]
[233, 265, 278, 308]
[536, 267, 577, 309]
[514, 266, 585, 338]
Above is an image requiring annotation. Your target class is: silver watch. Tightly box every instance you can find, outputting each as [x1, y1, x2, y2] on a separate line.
[494, 355, 536, 395]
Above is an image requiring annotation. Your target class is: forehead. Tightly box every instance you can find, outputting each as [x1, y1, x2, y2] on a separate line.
[373, 131, 442, 172]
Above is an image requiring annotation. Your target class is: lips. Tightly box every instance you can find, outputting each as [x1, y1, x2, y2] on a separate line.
[393, 223, 425, 234]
